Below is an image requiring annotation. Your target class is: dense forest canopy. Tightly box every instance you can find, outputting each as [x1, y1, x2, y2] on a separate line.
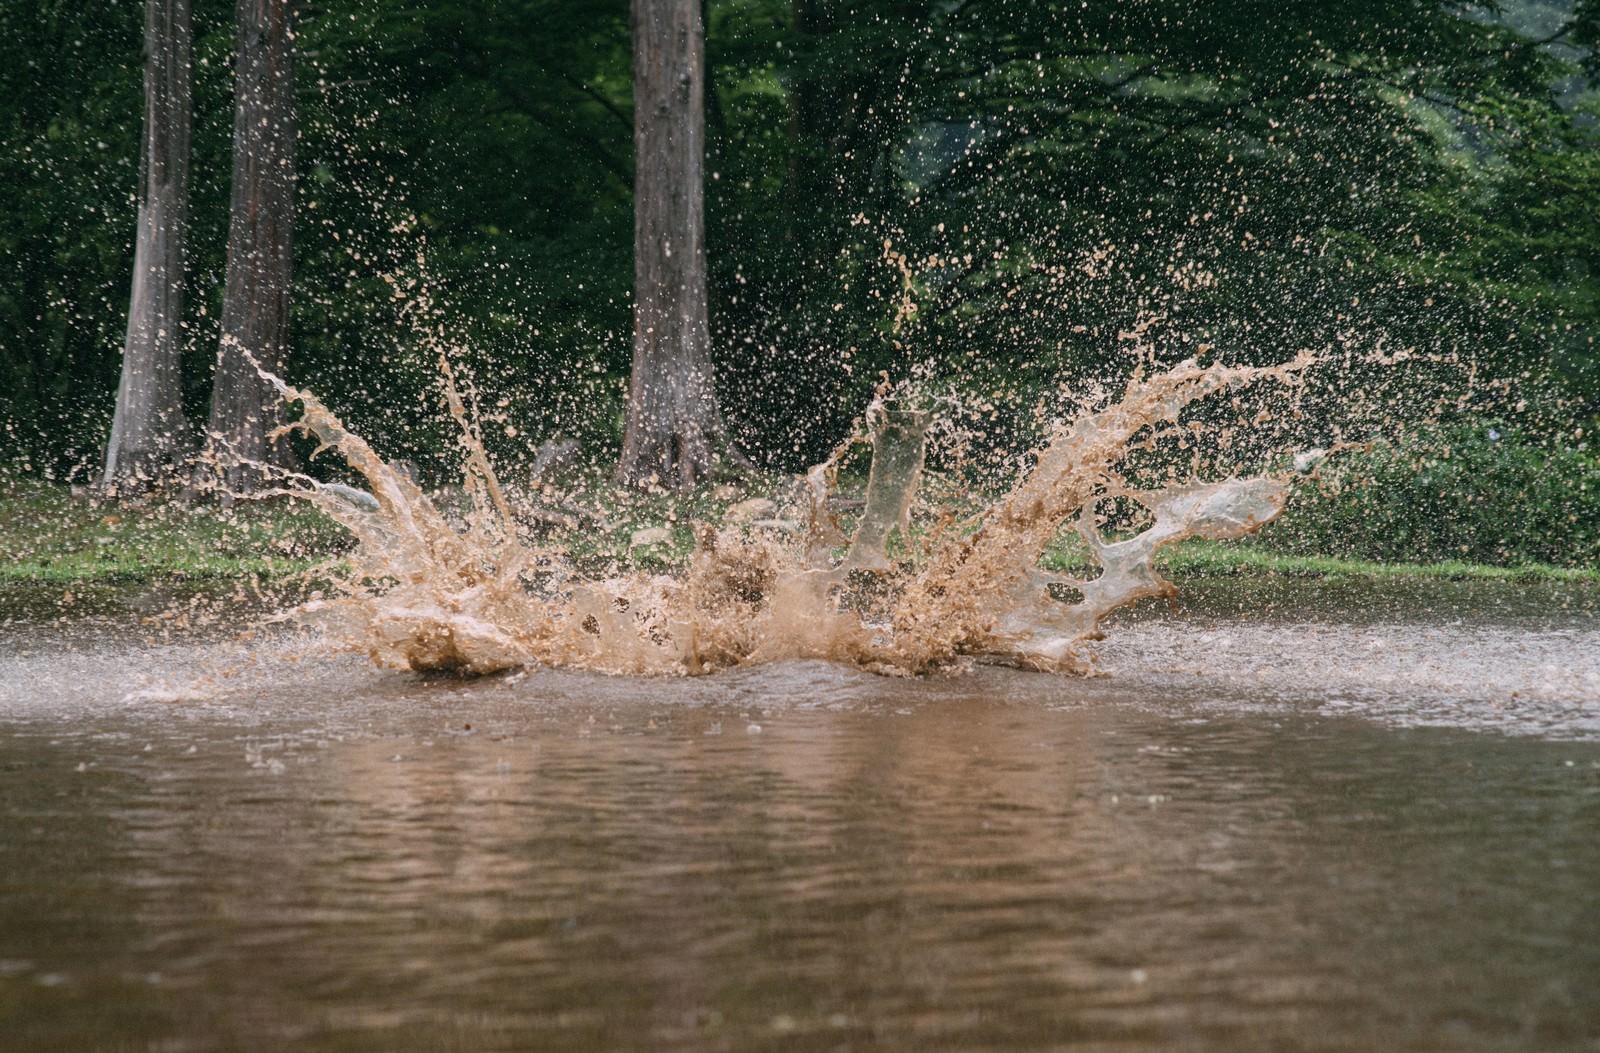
[0, 0, 1595, 481]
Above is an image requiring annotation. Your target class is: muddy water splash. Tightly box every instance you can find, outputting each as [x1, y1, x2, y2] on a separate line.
[270, 355, 1308, 677]
[889, 355, 1309, 671]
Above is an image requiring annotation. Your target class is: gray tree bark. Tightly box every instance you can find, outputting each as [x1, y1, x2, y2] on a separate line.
[618, 0, 727, 491]
[206, 0, 296, 493]
[102, 0, 193, 491]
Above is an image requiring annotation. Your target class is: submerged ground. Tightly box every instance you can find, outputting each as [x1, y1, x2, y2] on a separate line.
[1, 577, 1596, 1052]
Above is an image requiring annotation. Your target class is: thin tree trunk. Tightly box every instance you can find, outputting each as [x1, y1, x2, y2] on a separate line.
[619, 0, 727, 491]
[102, 0, 193, 491]
[207, 0, 296, 493]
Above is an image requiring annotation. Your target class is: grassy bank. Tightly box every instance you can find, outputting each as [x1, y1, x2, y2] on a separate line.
[0, 476, 350, 585]
[2, 475, 1596, 589]
[1147, 539, 1598, 583]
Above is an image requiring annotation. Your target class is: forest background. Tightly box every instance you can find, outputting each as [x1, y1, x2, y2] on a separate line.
[1, 0, 1597, 568]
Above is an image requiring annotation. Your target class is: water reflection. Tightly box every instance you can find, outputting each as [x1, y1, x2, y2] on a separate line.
[1, 639, 1597, 1051]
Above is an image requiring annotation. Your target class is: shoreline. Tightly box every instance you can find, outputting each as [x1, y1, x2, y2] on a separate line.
[4, 476, 1595, 589]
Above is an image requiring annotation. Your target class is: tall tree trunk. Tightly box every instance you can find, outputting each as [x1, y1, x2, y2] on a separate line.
[102, 0, 193, 491]
[207, 0, 296, 493]
[619, 0, 727, 491]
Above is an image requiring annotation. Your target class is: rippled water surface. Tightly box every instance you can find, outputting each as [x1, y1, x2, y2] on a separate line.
[2, 578, 1597, 1052]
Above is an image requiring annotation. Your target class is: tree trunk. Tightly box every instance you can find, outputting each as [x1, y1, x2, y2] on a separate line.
[619, 0, 726, 491]
[206, 0, 296, 494]
[102, 0, 193, 491]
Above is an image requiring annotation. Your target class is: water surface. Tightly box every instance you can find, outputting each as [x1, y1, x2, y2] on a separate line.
[1, 579, 1597, 1052]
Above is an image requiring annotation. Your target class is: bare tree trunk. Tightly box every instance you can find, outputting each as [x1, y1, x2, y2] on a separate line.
[619, 0, 727, 491]
[102, 0, 193, 491]
[206, 0, 296, 493]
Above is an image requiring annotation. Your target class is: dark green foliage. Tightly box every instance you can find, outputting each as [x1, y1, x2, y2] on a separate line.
[700, 0, 1596, 466]
[281, 0, 644, 480]
[0, 0, 237, 477]
[1273, 423, 1600, 568]
[1569, 0, 1600, 77]
[0, 0, 1596, 522]
[0, 2, 142, 475]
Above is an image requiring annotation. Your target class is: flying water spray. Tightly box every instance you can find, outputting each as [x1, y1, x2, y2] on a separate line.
[231, 345, 1313, 678]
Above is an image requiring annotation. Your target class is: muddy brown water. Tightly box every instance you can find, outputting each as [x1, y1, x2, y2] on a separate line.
[1, 578, 1597, 1052]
